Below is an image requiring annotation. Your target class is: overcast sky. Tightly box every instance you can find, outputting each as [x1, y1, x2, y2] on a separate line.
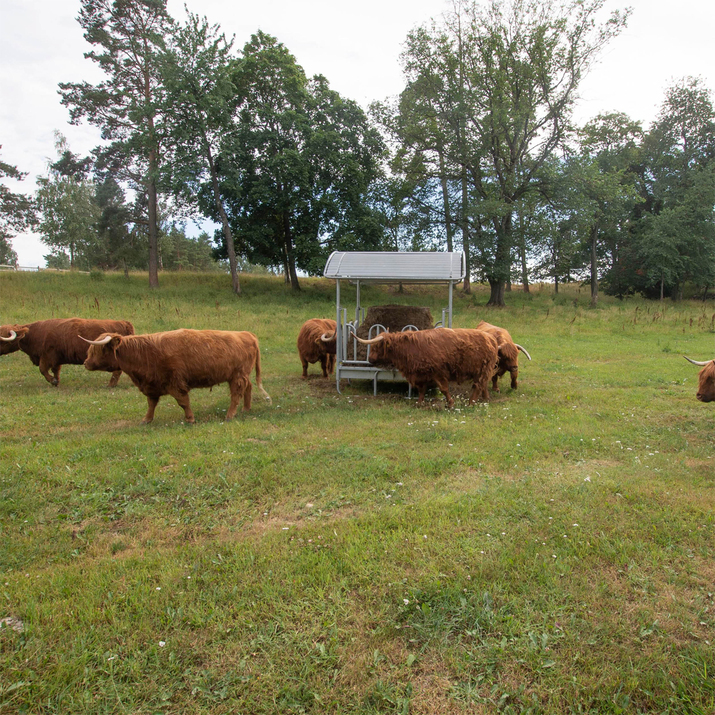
[1, 0, 714, 266]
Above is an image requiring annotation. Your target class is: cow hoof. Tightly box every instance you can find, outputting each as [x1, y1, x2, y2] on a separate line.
[141, 419, 153, 425]
[51, 379, 59, 387]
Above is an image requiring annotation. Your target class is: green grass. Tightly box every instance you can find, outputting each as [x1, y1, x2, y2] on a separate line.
[1, 270, 714, 714]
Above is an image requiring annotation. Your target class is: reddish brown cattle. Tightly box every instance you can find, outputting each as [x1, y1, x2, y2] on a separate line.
[0, 318, 134, 386]
[297, 318, 336, 379]
[683, 356, 715, 402]
[82, 329, 271, 423]
[355, 327, 500, 407]
[475, 321, 531, 391]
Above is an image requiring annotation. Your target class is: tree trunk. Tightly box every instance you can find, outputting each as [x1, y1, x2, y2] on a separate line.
[69, 242, 75, 270]
[147, 171, 160, 289]
[487, 279, 505, 306]
[520, 240, 530, 292]
[554, 276, 559, 294]
[590, 222, 598, 307]
[438, 150, 454, 253]
[208, 149, 241, 295]
[660, 271, 664, 302]
[282, 211, 300, 291]
[461, 170, 470, 294]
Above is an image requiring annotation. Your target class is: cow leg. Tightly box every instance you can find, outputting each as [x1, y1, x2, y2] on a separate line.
[491, 373, 500, 392]
[170, 390, 194, 424]
[320, 355, 329, 378]
[328, 354, 335, 376]
[227, 376, 250, 418]
[39, 355, 59, 386]
[108, 370, 122, 388]
[435, 379, 454, 408]
[142, 396, 160, 424]
[301, 358, 309, 379]
[510, 369, 518, 390]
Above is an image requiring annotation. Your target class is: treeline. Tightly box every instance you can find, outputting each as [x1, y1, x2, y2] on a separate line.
[1, 0, 713, 302]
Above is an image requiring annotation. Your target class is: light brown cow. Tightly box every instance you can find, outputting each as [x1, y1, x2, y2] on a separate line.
[475, 320, 531, 391]
[0, 318, 134, 386]
[297, 318, 336, 379]
[82, 329, 271, 423]
[356, 328, 500, 407]
[683, 356, 715, 402]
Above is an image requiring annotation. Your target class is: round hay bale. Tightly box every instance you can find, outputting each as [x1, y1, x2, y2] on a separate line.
[347, 304, 433, 361]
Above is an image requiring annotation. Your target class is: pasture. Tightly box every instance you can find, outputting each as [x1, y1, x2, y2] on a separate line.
[0, 270, 714, 714]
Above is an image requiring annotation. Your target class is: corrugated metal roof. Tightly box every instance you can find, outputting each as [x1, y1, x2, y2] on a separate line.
[323, 251, 465, 282]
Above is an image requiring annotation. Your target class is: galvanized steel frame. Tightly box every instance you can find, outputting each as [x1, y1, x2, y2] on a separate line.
[323, 252, 466, 395]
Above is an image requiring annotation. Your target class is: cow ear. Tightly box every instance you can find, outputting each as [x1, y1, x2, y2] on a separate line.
[16, 326, 30, 340]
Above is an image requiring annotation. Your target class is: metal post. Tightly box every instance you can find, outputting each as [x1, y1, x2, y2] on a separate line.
[336, 279, 341, 392]
[355, 280, 360, 326]
[448, 281, 453, 327]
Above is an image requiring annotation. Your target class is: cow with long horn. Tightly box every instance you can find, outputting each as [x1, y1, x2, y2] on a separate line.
[683, 356, 715, 402]
[355, 327, 500, 407]
[82, 329, 271, 423]
[0, 318, 134, 386]
[475, 320, 531, 391]
[297, 318, 336, 379]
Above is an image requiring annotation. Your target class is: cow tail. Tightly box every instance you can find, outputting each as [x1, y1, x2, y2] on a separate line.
[254, 346, 272, 403]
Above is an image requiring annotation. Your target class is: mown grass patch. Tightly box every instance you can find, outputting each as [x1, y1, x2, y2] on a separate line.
[1, 271, 714, 713]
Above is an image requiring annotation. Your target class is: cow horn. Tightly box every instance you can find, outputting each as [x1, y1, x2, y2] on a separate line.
[683, 356, 711, 367]
[516, 344, 531, 361]
[0, 330, 17, 342]
[79, 334, 113, 345]
[354, 334, 386, 345]
[320, 331, 336, 342]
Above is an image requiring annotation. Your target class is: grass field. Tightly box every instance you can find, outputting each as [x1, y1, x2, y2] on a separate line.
[0, 270, 714, 714]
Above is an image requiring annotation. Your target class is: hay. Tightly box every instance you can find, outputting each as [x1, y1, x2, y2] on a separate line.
[346, 304, 433, 361]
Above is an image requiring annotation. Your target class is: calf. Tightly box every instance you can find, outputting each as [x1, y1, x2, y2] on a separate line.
[83, 329, 271, 423]
[475, 320, 531, 390]
[0, 318, 134, 386]
[297, 318, 336, 379]
[356, 328, 500, 407]
[684, 356, 715, 402]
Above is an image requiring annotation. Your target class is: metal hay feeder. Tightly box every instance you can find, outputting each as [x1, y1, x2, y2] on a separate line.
[322, 251, 466, 395]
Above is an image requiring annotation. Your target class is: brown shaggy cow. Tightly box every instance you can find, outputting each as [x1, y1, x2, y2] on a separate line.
[0, 318, 134, 386]
[82, 329, 271, 423]
[356, 328, 500, 407]
[475, 321, 531, 391]
[297, 318, 336, 379]
[683, 356, 715, 402]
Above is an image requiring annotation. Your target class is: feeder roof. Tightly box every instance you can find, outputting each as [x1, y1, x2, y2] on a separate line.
[323, 251, 465, 283]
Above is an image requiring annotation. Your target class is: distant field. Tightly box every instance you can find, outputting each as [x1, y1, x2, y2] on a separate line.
[0, 270, 714, 714]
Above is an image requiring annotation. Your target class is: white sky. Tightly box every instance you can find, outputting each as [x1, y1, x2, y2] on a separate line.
[1, 0, 714, 266]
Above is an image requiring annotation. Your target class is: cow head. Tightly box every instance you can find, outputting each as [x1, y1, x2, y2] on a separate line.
[0, 325, 29, 356]
[684, 356, 715, 402]
[81, 333, 124, 372]
[319, 331, 337, 354]
[354, 332, 392, 366]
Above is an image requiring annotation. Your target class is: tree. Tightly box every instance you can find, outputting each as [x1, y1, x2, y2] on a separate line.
[36, 133, 100, 269]
[213, 32, 385, 290]
[396, 0, 629, 305]
[160, 11, 243, 293]
[0, 147, 36, 266]
[573, 113, 643, 305]
[59, 0, 174, 287]
[640, 78, 715, 300]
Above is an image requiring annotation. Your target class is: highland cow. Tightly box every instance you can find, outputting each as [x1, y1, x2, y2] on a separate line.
[297, 318, 337, 379]
[355, 328, 500, 407]
[684, 356, 715, 402]
[82, 329, 271, 423]
[475, 321, 531, 391]
[0, 318, 134, 386]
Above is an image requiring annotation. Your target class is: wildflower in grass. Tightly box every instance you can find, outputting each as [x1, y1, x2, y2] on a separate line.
[159, 641, 166, 647]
